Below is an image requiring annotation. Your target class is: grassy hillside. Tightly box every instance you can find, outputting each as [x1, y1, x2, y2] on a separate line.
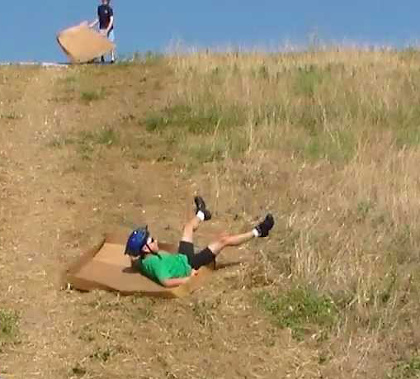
[2, 49, 420, 378]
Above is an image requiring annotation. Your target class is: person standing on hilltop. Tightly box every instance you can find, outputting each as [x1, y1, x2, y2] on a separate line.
[89, 0, 116, 63]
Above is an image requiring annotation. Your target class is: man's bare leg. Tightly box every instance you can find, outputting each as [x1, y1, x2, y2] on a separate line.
[208, 231, 255, 255]
[181, 216, 201, 243]
[181, 196, 212, 243]
[207, 214, 275, 256]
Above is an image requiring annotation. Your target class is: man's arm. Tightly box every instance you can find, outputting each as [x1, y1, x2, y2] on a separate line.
[160, 269, 198, 288]
[161, 277, 190, 288]
[106, 16, 114, 33]
[89, 19, 99, 28]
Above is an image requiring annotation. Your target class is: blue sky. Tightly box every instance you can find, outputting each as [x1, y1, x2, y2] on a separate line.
[2, 1, 420, 62]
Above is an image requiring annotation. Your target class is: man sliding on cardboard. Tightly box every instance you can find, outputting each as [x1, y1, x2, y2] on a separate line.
[125, 197, 274, 288]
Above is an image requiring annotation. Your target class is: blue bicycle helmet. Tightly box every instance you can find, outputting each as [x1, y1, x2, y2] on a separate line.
[124, 227, 149, 257]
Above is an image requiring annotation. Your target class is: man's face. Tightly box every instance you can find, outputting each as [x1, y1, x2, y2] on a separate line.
[142, 237, 159, 254]
[101, 0, 109, 5]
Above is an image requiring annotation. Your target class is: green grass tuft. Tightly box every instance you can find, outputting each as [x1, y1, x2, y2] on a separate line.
[294, 65, 329, 97]
[0, 112, 23, 120]
[388, 357, 420, 379]
[89, 346, 115, 362]
[0, 308, 19, 348]
[80, 89, 106, 103]
[48, 127, 119, 160]
[71, 364, 87, 377]
[143, 103, 246, 135]
[291, 129, 356, 163]
[257, 287, 338, 340]
[127, 51, 165, 66]
[94, 127, 119, 146]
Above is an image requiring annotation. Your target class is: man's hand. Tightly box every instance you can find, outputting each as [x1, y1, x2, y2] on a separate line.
[161, 270, 198, 288]
[161, 277, 189, 288]
[89, 19, 99, 29]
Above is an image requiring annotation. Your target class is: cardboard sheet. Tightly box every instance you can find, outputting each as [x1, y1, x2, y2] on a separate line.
[57, 23, 115, 64]
[62, 232, 214, 298]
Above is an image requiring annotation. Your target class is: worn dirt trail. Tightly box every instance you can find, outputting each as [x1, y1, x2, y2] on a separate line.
[0, 66, 87, 377]
[0, 66, 185, 377]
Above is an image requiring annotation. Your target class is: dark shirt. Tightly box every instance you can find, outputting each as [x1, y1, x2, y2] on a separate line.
[98, 5, 114, 30]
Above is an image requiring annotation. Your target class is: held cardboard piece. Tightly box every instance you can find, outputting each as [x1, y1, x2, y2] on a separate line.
[57, 22, 115, 64]
[62, 232, 213, 298]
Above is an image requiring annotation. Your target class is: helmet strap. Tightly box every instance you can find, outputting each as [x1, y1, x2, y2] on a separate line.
[144, 243, 161, 259]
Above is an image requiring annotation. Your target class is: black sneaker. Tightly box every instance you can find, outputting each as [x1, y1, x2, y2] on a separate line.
[255, 214, 275, 237]
[194, 196, 212, 221]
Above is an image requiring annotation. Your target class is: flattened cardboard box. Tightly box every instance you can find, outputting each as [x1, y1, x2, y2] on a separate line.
[57, 23, 115, 63]
[62, 232, 213, 298]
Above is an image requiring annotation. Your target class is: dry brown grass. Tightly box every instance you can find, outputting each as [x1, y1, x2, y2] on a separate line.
[2, 50, 420, 378]
[152, 49, 420, 377]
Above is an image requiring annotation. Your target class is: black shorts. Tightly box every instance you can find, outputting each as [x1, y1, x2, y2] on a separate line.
[178, 241, 215, 270]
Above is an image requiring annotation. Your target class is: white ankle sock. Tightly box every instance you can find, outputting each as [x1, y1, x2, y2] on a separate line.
[252, 228, 260, 237]
[197, 211, 205, 221]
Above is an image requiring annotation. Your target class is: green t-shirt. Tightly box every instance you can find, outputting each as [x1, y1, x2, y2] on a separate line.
[136, 251, 192, 284]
